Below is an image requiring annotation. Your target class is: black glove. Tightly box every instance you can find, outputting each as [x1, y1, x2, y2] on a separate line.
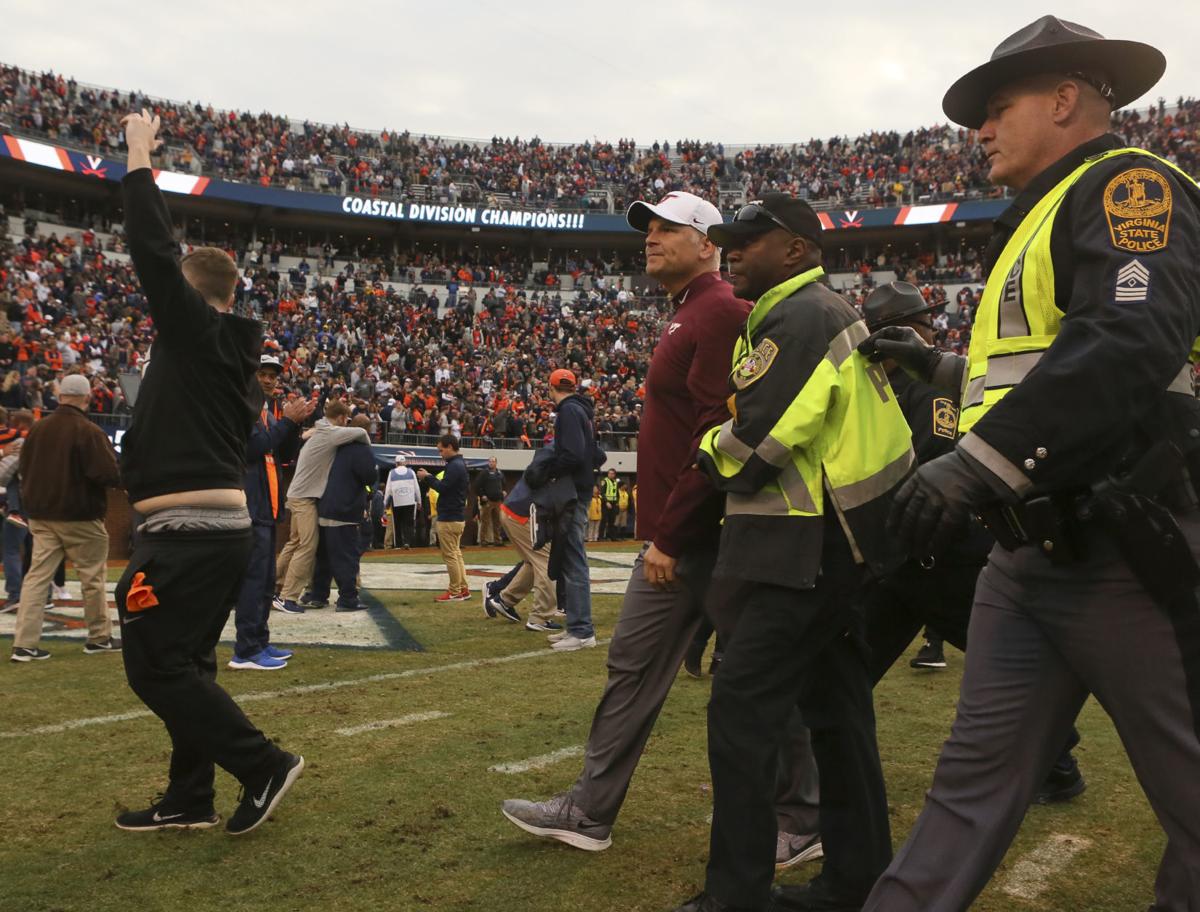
[857, 325, 940, 381]
[888, 449, 1002, 556]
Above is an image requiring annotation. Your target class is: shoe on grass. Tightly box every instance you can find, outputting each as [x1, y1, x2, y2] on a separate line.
[910, 639, 946, 669]
[83, 637, 121, 655]
[500, 793, 612, 851]
[226, 753, 305, 836]
[298, 592, 328, 609]
[776, 830, 824, 869]
[227, 650, 288, 671]
[525, 619, 562, 632]
[10, 646, 50, 662]
[115, 795, 220, 832]
[547, 629, 570, 643]
[264, 645, 294, 660]
[550, 634, 597, 652]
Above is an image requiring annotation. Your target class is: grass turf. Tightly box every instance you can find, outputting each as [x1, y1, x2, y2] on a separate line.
[0, 561, 1168, 912]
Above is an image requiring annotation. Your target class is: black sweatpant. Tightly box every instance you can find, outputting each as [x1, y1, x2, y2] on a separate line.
[391, 504, 415, 547]
[116, 528, 282, 810]
[705, 528, 890, 908]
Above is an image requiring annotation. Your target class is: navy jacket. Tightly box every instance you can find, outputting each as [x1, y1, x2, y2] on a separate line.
[318, 441, 378, 524]
[545, 394, 600, 498]
[426, 454, 468, 521]
[244, 410, 301, 526]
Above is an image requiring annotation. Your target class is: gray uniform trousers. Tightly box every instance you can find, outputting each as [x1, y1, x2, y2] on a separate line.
[569, 543, 819, 835]
[863, 515, 1200, 912]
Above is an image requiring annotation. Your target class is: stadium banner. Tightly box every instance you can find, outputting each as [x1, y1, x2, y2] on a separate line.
[1, 133, 1011, 232]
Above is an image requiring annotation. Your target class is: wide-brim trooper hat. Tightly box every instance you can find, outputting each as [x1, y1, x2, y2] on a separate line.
[863, 282, 940, 331]
[942, 15, 1165, 129]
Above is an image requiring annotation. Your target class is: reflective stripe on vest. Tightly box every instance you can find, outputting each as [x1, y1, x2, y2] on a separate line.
[261, 407, 279, 519]
[960, 147, 1200, 434]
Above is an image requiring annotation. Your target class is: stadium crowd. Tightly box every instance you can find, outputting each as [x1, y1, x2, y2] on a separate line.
[4, 63, 1196, 213]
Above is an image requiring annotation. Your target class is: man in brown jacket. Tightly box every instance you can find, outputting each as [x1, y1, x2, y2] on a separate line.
[10, 373, 121, 661]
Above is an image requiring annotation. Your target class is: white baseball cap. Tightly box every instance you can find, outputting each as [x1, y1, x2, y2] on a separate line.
[626, 191, 723, 235]
[395, 453, 407, 464]
[60, 374, 91, 397]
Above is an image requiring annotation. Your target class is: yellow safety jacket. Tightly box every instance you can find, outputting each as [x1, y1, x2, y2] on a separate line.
[699, 267, 914, 587]
[961, 147, 1198, 434]
[603, 477, 619, 503]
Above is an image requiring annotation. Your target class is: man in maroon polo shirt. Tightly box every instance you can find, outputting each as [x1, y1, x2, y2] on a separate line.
[501, 191, 754, 850]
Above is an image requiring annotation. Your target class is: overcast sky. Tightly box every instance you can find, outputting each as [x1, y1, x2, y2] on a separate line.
[2, 0, 1197, 146]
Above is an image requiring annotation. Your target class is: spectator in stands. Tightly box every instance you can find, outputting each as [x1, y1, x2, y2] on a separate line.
[303, 415, 377, 612]
[418, 435, 470, 602]
[9, 373, 119, 662]
[274, 398, 369, 614]
[384, 453, 420, 549]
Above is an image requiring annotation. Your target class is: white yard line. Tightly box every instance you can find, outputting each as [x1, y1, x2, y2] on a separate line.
[0, 641, 606, 740]
[488, 745, 584, 774]
[999, 834, 1092, 901]
[335, 710, 450, 737]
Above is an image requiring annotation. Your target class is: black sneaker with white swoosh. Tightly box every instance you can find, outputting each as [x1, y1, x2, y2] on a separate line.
[115, 794, 220, 831]
[226, 753, 305, 836]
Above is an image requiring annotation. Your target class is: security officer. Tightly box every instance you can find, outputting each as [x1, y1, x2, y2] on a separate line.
[855, 282, 1085, 804]
[670, 193, 915, 912]
[600, 468, 620, 540]
[858, 16, 1200, 910]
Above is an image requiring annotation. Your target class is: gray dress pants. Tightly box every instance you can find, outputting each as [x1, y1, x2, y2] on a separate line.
[863, 516, 1200, 912]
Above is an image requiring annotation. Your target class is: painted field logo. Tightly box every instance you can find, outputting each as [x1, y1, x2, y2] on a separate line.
[1103, 167, 1172, 253]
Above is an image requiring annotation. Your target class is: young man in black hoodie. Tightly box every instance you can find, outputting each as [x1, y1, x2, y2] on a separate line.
[540, 369, 598, 650]
[112, 110, 303, 836]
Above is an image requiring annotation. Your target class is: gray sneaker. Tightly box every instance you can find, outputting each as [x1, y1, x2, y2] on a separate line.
[775, 830, 823, 869]
[500, 793, 612, 851]
[550, 635, 597, 652]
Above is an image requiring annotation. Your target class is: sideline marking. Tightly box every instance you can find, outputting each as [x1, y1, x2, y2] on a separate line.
[999, 834, 1092, 900]
[335, 710, 450, 737]
[488, 745, 584, 774]
[0, 641, 607, 739]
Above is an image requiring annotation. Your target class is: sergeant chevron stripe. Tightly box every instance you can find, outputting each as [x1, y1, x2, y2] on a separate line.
[1115, 259, 1150, 302]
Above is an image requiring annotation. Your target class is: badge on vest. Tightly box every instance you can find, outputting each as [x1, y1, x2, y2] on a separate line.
[1103, 168, 1172, 253]
[932, 397, 958, 439]
[732, 338, 779, 390]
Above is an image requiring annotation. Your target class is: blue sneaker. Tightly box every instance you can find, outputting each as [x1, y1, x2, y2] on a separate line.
[264, 645, 294, 660]
[227, 650, 288, 671]
[277, 599, 305, 615]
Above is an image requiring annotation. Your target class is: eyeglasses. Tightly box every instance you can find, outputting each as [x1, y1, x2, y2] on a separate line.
[733, 203, 794, 235]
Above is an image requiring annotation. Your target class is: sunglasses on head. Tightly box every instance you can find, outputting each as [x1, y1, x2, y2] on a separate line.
[733, 203, 794, 235]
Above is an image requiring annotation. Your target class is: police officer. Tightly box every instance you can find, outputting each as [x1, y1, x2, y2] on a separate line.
[856, 282, 1085, 805]
[671, 193, 915, 912]
[858, 16, 1200, 910]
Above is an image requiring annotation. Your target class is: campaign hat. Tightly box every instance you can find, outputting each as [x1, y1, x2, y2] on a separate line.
[943, 15, 1165, 129]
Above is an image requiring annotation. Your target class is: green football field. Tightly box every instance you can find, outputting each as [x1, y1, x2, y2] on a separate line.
[0, 548, 1169, 912]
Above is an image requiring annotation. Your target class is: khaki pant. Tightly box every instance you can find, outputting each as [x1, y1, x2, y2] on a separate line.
[276, 497, 318, 601]
[14, 518, 110, 649]
[478, 501, 502, 545]
[437, 520, 467, 593]
[499, 511, 556, 624]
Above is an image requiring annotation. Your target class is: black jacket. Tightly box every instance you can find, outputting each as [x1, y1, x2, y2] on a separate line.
[426, 454, 468, 521]
[243, 409, 302, 526]
[318, 441, 378, 524]
[119, 168, 263, 502]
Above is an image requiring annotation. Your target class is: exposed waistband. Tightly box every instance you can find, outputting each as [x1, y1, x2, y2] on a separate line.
[139, 505, 252, 534]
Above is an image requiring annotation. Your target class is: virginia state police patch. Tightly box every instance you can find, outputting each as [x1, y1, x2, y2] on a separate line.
[1103, 168, 1172, 253]
[732, 338, 778, 390]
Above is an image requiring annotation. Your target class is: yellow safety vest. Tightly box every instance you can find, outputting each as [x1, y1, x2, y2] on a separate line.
[961, 147, 1199, 434]
[699, 267, 913, 570]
